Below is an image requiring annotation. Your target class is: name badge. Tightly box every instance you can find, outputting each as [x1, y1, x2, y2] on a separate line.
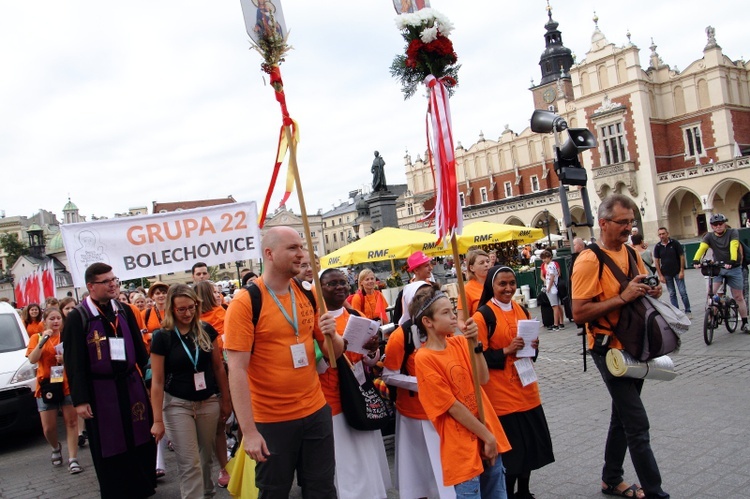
[50, 365, 64, 383]
[351, 360, 366, 386]
[109, 337, 126, 361]
[290, 343, 309, 368]
[194, 372, 207, 391]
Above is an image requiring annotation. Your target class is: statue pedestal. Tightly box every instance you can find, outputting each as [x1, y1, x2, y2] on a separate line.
[367, 191, 399, 231]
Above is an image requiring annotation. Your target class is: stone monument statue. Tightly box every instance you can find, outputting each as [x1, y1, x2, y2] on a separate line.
[371, 151, 387, 192]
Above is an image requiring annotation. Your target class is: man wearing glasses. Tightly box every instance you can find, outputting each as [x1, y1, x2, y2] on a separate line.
[572, 194, 669, 499]
[63, 262, 156, 498]
[692, 213, 749, 332]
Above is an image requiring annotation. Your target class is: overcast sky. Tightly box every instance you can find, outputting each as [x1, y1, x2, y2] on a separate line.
[0, 1, 744, 222]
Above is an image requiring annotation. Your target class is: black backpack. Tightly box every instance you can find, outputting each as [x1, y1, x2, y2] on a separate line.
[586, 244, 680, 361]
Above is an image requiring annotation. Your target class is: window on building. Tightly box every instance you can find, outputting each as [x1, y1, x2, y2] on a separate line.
[530, 175, 540, 192]
[323, 221, 326, 228]
[683, 124, 704, 159]
[333, 233, 337, 242]
[504, 181, 513, 198]
[480, 187, 488, 203]
[338, 217, 342, 224]
[600, 122, 628, 165]
[331, 219, 335, 226]
[459, 192, 465, 207]
[325, 234, 329, 244]
[310, 231, 316, 237]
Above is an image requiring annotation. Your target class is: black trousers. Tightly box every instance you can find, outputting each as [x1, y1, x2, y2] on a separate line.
[591, 351, 669, 499]
[255, 404, 336, 499]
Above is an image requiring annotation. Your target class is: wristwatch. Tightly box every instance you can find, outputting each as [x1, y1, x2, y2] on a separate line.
[474, 341, 484, 354]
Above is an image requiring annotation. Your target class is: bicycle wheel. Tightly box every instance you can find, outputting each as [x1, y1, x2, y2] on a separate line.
[725, 299, 739, 333]
[704, 306, 717, 345]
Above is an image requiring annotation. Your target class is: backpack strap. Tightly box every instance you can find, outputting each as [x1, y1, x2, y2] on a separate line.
[585, 243, 639, 333]
[145, 308, 152, 328]
[477, 303, 507, 370]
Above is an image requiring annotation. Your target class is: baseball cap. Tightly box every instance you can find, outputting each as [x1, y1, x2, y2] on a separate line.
[407, 251, 431, 272]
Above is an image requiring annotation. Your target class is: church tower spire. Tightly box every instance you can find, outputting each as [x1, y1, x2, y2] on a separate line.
[538, 1, 574, 85]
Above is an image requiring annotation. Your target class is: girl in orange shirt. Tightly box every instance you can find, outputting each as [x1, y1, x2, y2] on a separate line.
[23, 303, 44, 336]
[413, 287, 511, 497]
[26, 307, 83, 474]
[350, 269, 389, 323]
[458, 249, 491, 330]
[473, 266, 554, 499]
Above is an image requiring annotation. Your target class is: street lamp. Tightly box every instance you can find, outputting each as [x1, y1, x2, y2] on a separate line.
[537, 209, 553, 247]
[234, 261, 243, 281]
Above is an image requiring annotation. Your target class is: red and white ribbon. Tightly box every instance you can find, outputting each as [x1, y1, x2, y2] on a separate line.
[425, 74, 462, 243]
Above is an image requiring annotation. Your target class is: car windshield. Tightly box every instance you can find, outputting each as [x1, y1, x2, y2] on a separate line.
[0, 314, 26, 353]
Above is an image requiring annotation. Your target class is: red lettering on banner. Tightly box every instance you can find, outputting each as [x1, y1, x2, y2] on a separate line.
[199, 217, 216, 236]
[184, 219, 199, 238]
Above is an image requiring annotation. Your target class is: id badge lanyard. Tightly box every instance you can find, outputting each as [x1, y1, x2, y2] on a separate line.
[176, 328, 200, 372]
[267, 286, 299, 340]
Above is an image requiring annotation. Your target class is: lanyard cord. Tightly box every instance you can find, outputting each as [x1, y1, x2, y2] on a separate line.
[175, 328, 199, 372]
[94, 302, 119, 338]
[267, 286, 299, 339]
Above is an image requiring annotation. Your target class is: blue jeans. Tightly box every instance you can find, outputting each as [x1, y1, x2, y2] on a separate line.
[454, 456, 506, 498]
[591, 351, 669, 499]
[663, 275, 691, 313]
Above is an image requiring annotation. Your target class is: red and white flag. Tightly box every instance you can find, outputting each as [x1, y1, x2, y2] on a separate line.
[425, 74, 462, 243]
[42, 260, 56, 300]
[14, 276, 26, 308]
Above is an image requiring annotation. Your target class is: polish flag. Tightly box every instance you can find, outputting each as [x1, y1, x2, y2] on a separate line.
[14, 276, 26, 308]
[42, 260, 56, 300]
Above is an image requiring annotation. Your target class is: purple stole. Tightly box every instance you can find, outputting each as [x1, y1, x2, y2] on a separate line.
[82, 299, 151, 458]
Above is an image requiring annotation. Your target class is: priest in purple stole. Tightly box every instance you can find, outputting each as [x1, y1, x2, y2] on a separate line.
[63, 262, 156, 498]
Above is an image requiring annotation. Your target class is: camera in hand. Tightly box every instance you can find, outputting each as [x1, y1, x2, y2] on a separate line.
[642, 275, 660, 288]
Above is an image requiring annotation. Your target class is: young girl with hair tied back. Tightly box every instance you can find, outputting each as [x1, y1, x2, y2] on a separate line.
[412, 287, 511, 498]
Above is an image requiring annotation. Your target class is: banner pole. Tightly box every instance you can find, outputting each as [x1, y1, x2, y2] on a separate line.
[284, 125, 336, 368]
[451, 233, 485, 424]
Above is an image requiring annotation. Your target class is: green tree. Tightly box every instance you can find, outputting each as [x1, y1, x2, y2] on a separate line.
[0, 233, 29, 269]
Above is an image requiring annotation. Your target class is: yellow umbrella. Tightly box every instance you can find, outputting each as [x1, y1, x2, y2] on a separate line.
[455, 221, 545, 254]
[320, 227, 442, 268]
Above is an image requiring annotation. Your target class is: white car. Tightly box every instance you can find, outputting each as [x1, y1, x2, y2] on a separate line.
[0, 301, 40, 436]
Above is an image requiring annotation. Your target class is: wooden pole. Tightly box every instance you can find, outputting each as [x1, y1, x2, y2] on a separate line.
[450, 233, 485, 424]
[284, 125, 336, 368]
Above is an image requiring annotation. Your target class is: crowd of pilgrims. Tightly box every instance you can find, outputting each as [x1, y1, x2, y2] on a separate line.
[20, 247, 554, 499]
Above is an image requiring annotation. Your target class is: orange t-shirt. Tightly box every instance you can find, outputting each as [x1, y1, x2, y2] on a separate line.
[140, 306, 164, 352]
[457, 279, 484, 316]
[415, 335, 511, 486]
[201, 305, 226, 349]
[351, 291, 388, 322]
[26, 333, 70, 398]
[25, 321, 45, 337]
[473, 300, 541, 416]
[383, 325, 428, 420]
[571, 246, 646, 350]
[318, 309, 364, 416]
[223, 279, 326, 423]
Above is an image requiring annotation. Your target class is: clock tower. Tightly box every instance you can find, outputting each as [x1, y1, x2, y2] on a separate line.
[530, 3, 574, 112]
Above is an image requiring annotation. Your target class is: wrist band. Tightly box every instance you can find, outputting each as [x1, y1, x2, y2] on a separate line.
[619, 294, 627, 304]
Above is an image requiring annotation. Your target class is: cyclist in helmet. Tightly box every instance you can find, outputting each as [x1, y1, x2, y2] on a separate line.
[692, 213, 749, 332]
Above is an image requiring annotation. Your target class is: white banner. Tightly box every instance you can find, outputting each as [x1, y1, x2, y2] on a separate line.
[61, 202, 261, 288]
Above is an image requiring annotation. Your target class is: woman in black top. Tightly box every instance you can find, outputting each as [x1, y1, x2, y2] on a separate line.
[149, 284, 230, 499]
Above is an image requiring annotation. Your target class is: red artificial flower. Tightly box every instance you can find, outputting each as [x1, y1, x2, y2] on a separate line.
[406, 39, 423, 68]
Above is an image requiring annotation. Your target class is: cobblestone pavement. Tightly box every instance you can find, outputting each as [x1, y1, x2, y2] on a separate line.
[2, 268, 749, 498]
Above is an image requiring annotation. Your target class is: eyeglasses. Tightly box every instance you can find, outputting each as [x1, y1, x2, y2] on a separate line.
[711, 221, 725, 226]
[322, 280, 349, 288]
[92, 277, 120, 286]
[174, 305, 197, 314]
[605, 219, 637, 227]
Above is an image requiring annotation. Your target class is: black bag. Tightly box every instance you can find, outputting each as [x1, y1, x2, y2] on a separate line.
[40, 378, 64, 405]
[588, 244, 680, 361]
[337, 356, 392, 431]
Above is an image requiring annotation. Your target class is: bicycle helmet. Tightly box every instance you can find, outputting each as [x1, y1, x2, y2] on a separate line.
[709, 213, 728, 224]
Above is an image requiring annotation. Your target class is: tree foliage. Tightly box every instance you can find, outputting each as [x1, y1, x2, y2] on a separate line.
[0, 233, 29, 269]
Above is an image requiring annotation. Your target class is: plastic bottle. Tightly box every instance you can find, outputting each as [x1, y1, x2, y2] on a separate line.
[713, 294, 721, 304]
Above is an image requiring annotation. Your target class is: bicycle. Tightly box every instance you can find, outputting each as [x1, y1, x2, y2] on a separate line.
[700, 261, 739, 345]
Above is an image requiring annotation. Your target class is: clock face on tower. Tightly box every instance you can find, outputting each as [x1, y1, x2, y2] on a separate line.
[542, 88, 557, 103]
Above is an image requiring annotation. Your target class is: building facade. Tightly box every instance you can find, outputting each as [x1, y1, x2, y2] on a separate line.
[399, 9, 750, 244]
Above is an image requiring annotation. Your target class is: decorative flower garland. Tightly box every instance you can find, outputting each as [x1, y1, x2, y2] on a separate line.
[390, 8, 460, 99]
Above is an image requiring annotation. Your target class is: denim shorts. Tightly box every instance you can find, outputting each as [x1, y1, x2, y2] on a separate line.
[713, 266, 743, 292]
[37, 394, 73, 412]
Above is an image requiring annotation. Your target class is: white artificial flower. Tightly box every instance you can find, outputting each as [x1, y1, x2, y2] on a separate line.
[420, 25, 438, 43]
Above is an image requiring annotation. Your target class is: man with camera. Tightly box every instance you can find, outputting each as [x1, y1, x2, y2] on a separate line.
[692, 213, 749, 332]
[572, 194, 669, 499]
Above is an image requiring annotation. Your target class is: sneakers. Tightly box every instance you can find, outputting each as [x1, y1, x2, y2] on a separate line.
[741, 323, 750, 333]
[77, 434, 87, 448]
[217, 468, 230, 488]
[687, 312, 693, 320]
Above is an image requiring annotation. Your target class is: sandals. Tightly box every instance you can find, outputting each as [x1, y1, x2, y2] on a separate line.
[602, 483, 644, 498]
[69, 458, 83, 474]
[51, 443, 63, 466]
